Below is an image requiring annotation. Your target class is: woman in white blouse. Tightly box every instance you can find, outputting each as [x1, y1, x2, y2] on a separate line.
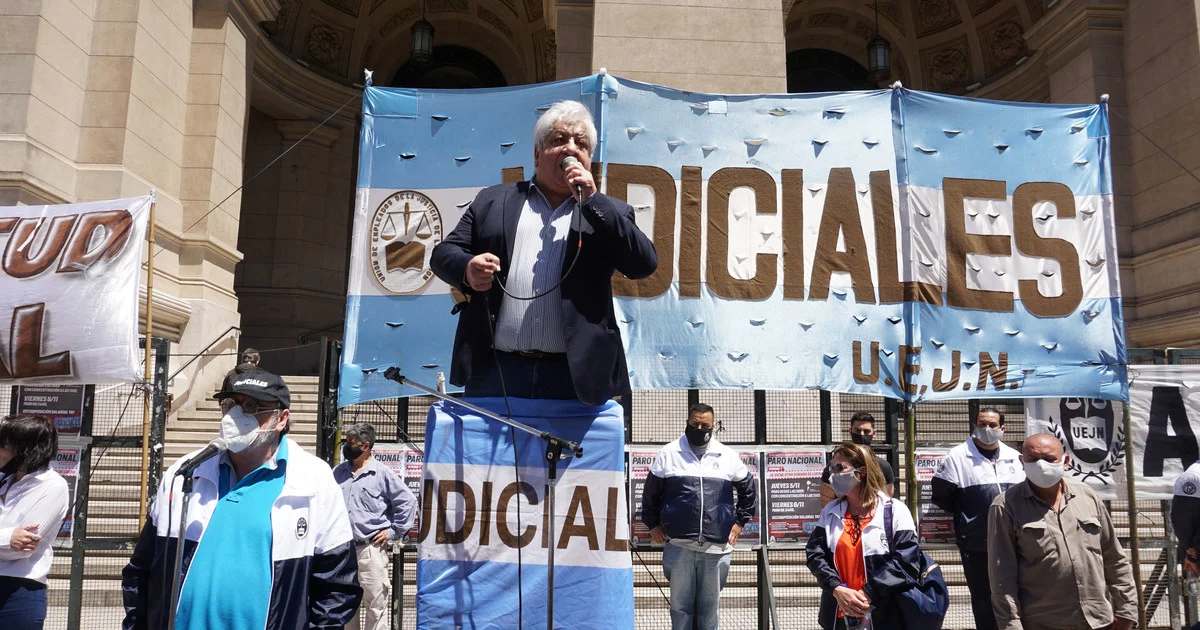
[0, 415, 69, 629]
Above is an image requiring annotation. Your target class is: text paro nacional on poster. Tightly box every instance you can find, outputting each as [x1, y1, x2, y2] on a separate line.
[764, 448, 827, 544]
[0, 196, 151, 384]
[342, 75, 1126, 406]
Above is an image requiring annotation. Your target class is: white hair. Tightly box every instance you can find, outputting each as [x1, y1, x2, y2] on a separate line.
[533, 100, 597, 156]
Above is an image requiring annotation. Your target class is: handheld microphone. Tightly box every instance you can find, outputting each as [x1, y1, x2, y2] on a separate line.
[175, 438, 228, 478]
[560, 156, 583, 197]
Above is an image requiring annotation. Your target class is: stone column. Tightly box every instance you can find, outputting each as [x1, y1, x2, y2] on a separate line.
[587, 0, 787, 93]
[555, 0, 593, 80]
[1025, 0, 1135, 320]
[168, 0, 262, 406]
[1118, 0, 1200, 347]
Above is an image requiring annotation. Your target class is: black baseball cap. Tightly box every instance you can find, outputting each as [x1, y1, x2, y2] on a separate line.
[215, 368, 291, 409]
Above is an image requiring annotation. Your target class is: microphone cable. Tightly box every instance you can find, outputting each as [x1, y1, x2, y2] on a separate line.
[492, 169, 588, 302]
[463, 166, 595, 627]
[632, 547, 673, 607]
[483, 291, 523, 628]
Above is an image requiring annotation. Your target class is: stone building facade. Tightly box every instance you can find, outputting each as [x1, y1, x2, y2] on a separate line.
[1, 0, 1197, 406]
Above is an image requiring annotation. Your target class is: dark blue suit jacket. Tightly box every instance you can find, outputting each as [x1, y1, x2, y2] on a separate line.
[430, 181, 657, 405]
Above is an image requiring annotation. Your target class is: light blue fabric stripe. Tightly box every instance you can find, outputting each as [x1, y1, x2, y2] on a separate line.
[895, 89, 1109, 195]
[423, 398, 624, 471]
[603, 78, 896, 185]
[358, 80, 609, 190]
[339, 293, 460, 408]
[615, 286, 1127, 401]
[416, 560, 634, 630]
[339, 288, 1126, 405]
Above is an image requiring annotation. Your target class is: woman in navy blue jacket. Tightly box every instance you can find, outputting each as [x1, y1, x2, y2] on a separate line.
[806, 443, 922, 630]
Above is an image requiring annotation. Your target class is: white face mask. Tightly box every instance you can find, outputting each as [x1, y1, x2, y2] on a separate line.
[973, 426, 1003, 446]
[1023, 458, 1065, 488]
[220, 407, 276, 453]
[830, 470, 861, 498]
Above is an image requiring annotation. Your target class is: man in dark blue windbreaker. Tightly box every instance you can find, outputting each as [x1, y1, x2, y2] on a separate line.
[931, 407, 1024, 630]
[641, 403, 758, 630]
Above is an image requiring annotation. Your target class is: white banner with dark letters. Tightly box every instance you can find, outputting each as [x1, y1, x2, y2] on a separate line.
[1025, 364, 1200, 499]
[0, 195, 151, 384]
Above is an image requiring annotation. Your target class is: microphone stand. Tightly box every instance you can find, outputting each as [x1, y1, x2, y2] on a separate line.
[382, 367, 582, 630]
[166, 470, 196, 630]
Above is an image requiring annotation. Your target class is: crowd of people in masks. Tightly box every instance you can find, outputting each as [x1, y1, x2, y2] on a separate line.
[2, 389, 1198, 629]
[639, 404, 1162, 630]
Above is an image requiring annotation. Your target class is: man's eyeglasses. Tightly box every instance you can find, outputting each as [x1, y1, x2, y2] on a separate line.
[220, 397, 281, 416]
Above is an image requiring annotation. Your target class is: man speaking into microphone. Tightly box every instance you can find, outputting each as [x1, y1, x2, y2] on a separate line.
[121, 369, 361, 629]
[431, 99, 657, 405]
[418, 100, 656, 629]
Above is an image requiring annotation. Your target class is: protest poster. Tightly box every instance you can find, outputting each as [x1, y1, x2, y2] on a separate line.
[12, 385, 86, 434]
[628, 449, 658, 547]
[734, 449, 763, 548]
[914, 448, 954, 544]
[371, 443, 424, 540]
[404, 448, 424, 540]
[50, 447, 81, 542]
[764, 449, 827, 544]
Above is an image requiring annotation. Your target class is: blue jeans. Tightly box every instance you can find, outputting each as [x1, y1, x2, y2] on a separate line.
[661, 543, 732, 630]
[0, 577, 46, 630]
[466, 351, 576, 400]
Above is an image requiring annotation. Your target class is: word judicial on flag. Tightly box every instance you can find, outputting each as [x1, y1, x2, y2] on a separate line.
[0, 196, 151, 384]
[343, 75, 1126, 406]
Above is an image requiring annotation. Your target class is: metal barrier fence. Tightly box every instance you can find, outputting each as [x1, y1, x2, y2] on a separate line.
[28, 336, 1189, 629]
[334, 377, 1188, 630]
[28, 337, 169, 630]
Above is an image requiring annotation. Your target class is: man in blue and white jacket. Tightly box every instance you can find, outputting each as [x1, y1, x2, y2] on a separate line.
[930, 406, 1024, 630]
[122, 369, 361, 629]
[641, 403, 758, 630]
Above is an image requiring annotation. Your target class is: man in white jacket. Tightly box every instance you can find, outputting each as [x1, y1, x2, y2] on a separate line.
[122, 369, 361, 630]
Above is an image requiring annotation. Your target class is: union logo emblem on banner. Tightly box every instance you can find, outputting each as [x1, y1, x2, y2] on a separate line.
[1029, 398, 1125, 486]
[370, 190, 443, 294]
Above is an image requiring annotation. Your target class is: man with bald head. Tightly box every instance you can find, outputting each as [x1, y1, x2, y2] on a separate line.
[987, 433, 1137, 630]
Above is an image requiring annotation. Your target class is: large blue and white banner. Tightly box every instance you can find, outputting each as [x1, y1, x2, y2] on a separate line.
[418, 398, 632, 629]
[343, 75, 1126, 406]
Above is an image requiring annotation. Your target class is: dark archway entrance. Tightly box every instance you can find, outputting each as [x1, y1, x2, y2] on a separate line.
[392, 46, 508, 89]
[786, 49, 875, 93]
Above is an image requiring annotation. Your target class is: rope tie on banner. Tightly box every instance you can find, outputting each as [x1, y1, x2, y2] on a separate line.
[1109, 107, 1200, 188]
[144, 88, 362, 264]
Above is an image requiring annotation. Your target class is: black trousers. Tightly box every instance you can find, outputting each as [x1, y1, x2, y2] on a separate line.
[960, 549, 999, 630]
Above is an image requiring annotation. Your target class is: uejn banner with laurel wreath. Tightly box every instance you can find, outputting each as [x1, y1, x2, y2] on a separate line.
[1026, 364, 1200, 500]
[342, 73, 1127, 407]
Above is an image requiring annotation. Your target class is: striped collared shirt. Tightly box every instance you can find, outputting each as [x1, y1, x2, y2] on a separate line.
[493, 180, 574, 353]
